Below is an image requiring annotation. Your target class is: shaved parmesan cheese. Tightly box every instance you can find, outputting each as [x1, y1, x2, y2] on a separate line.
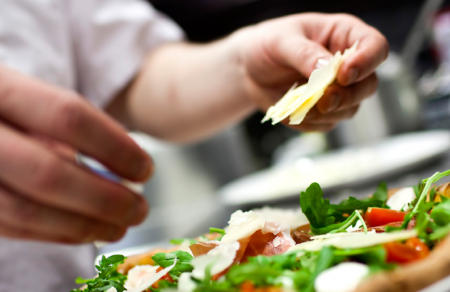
[125, 265, 159, 290]
[178, 272, 197, 292]
[273, 237, 282, 247]
[315, 262, 369, 292]
[191, 241, 240, 280]
[107, 288, 118, 292]
[126, 259, 177, 292]
[345, 220, 364, 232]
[263, 41, 359, 125]
[387, 187, 416, 211]
[221, 211, 265, 243]
[289, 229, 417, 252]
[311, 230, 376, 240]
[252, 207, 308, 229]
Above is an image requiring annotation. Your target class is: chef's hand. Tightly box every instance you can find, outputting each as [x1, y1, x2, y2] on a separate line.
[0, 65, 152, 244]
[233, 13, 388, 131]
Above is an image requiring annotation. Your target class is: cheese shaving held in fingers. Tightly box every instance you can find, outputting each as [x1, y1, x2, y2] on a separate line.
[262, 41, 359, 125]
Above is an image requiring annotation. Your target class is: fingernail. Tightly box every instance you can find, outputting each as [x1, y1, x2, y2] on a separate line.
[327, 94, 340, 112]
[347, 68, 359, 84]
[315, 57, 331, 69]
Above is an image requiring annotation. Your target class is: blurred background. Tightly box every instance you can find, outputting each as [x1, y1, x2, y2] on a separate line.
[101, 0, 450, 254]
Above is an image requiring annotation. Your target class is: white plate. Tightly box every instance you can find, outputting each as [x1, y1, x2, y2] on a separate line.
[219, 130, 450, 206]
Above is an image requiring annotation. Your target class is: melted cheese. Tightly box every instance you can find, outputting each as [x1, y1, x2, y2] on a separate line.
[262, 41, 358, 125]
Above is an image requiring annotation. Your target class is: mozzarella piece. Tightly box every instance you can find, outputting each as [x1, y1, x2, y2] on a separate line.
[126, 259, 177, 292]
[221, 210, 265, 243]
[107, 288, 118, 292]
[289, 229, 417, 252]
[315, 262, 369, 292]
[262, 41, 358, 125]
[387, 187, 416, 211]
[190, 241, 240, 280]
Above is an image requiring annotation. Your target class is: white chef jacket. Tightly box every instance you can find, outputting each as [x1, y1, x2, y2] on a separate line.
[0, 0, 183, 291]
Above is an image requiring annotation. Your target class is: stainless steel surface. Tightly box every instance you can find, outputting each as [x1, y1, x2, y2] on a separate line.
[401, 0, 445, 73]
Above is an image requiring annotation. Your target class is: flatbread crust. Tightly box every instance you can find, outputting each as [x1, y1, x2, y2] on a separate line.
[355, 234, 450, 292]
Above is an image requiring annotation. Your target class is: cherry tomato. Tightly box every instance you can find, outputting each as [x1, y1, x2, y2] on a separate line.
[241, 281, 255, 292]
[384, 237, 430, 264]
[152, 267, 174, 288]
[365, 207, 408, 227]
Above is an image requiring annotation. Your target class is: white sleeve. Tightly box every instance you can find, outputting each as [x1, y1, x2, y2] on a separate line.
[67, 0, 184, 108]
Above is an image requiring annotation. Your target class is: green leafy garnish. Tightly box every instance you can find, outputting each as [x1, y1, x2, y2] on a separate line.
[152, 251, 194, 280]
[431, 197, 450, 226]
[209, 227, 226, 241]
[169, 238, 198, 245]
[71, 255, 127, 292]
[300, 183, 366, 234]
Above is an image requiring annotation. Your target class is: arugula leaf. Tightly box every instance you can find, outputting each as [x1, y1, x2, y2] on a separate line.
[152, 251, 194, 280]
[300, 183, 366, 234]
[169, 238, 197, 245]
[300, 183, 335, 230]
[397, 170, 450, 231]
[372, 182, 389, 202]
[431, 198, 450, 226]
[209, 228, 226, 236]
[429, 224, 450, 241]
[305, 246, 335, 292]
[71, 255, 127, 292]
[328, 182, 388, 220]
[149, 280, 178, 292]
[209, 227, 226, 241]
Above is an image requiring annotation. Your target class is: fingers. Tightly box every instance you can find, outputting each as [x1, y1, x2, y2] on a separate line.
[0, 186, 126, 243]
[271, 36, 334, 78]
[330, 15, 389, 86]
[0, 66, 152, 181]
[316, 73, 378, 114]
[0, 123, 148, 227]
[283, 104, 360, 133]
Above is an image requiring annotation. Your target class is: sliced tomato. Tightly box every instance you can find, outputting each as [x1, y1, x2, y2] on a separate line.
[384, 238, 430, 264]
[151, 267, 174, 289]
[365, 207, 408, 227]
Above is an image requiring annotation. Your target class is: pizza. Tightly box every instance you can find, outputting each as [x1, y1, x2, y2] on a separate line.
[71, 168, 450, 292]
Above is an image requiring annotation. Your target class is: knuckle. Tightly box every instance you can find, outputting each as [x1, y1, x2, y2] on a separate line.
[30, 156, 64, 193]
[55, 97, 86, 134]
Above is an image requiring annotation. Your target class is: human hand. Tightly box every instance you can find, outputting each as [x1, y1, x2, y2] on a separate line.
[0, 65, 152, 244]
[233, 13, 388, 131]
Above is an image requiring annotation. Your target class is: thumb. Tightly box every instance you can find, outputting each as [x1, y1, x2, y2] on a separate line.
[272, 37, 333, 78]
